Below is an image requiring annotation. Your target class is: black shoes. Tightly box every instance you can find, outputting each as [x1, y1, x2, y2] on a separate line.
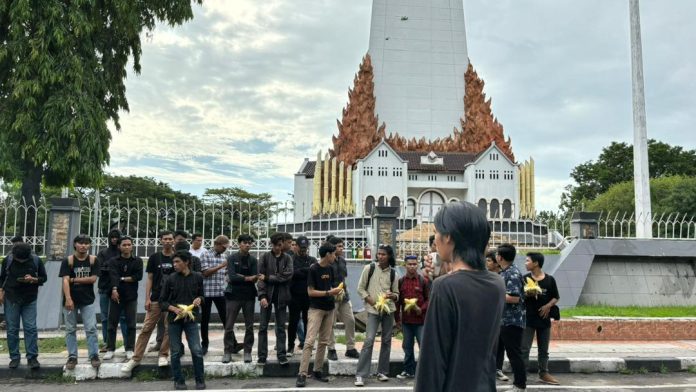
[327, 349, 338, 361]
[278, 356, 289, 366]
[65, 357, 78, 370]
[313, 371, 330, 382]
[345, 348, 360, 359]
[257, 357, 267, 365]
[195, 381, 206, 390]
[296, 374, 307, 387]
[174, 382, 187, 390]
[201, 345, 208, 356]
[28, 357, 40, 369]
[9, 358, 20, 369]
[232, 343, 244, 354]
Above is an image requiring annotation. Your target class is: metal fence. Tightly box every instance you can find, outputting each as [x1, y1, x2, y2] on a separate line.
[0, 195, 693, 259]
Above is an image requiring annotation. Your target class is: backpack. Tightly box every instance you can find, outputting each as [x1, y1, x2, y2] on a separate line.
[367, 262, 396, 291]
[4, 254, 41, 272]
[68, 255, 96, 268]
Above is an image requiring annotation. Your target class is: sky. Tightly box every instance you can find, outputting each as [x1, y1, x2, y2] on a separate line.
[108, 0, 696, 212]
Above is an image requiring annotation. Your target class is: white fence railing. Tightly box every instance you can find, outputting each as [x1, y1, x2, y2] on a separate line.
[0, 195, 693, 258]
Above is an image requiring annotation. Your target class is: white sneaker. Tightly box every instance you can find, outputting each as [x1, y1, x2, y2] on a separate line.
[103, 351, 114, 360]
[377, 373, 389, 382]
[158, 356, 169, 367]
[511, 387, 526, 392]
[354, 376, 364, 387]
[496, 369, 509, 381]
[125, 350, 134, 360]
[121, 359, 139, 373]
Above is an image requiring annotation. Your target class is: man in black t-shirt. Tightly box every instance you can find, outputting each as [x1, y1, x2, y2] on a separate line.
[522, 252, 560, 386]
[123, 231, 174, 372]
[59, 234, 100, 369]
[288, 236, 314, 357]
[296, 242, 343, 388]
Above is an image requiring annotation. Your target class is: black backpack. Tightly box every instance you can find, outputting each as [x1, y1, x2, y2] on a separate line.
[366, 262, 396, 290]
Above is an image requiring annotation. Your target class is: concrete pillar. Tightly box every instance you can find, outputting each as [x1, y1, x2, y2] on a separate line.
[46, 198, 81, 261]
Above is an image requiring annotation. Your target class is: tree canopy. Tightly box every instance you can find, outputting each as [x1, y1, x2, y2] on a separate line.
[0, 0, 202, 231]
[560, 140, 696, 211]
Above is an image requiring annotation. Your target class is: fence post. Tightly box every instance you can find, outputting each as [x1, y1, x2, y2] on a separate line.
[45, 197, 81, 261]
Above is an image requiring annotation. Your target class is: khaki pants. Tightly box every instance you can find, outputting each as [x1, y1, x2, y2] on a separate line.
[299, 307, 335, 375]
[133, 302, 169, 361]
[329, 300, 355, 350]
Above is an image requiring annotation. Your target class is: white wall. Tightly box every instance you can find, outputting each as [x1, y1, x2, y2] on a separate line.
[355, 144, 408, 215]
[468, 149, 519, 219]
[293, 174, 314, 222]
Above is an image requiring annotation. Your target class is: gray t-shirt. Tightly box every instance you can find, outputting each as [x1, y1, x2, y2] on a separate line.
[415, 269, 505, 392]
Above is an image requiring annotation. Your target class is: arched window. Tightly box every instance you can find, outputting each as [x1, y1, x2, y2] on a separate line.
[449, 198, 460, 203]
[365, 196, 375, 215]
[478, 198, 487, 214]
[390, 196, 400, 208]
[419, 191, 445, 222]
[503, 199, 512, 218]
[378, 196, 386, 207]
[490, 199, 500, 219]
[406, 199, 416, 217]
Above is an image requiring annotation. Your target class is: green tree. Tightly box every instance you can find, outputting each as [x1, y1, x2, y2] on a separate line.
[561, 140, 696, 211]
[203, 187, 281, 239]
[0, 0, 202, 233]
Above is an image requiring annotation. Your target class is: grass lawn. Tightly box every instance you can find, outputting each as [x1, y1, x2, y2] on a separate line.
[561, 305, 696, 318]
[0, 337, 123, 353]
[334, 332, 365, 345]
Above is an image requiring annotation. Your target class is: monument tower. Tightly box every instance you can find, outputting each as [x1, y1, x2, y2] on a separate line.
[368, 0, 469, 140]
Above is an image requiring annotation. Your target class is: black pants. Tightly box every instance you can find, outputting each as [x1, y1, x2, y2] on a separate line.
[496, 331, 506, 370]
[225, 299, 254, 353]
[107, 298, 137, 351]
[201, 296, 227, 348]
[500, 325, 527, 389]
[287, 296, 309, 349]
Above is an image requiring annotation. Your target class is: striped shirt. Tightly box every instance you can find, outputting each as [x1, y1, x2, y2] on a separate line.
[200, 249, 227, 298]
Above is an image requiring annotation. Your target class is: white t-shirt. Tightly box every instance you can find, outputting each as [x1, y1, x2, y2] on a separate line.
[190, 247, 206, 258]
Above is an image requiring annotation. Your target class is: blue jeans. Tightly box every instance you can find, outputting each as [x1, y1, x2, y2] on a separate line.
[5, 299, 38, 360]
[63, 303, 99, 359]
[99, 292, 127, 344]
[169, 321, 205, 384]
[297, 319, 306, 346]
[402, 323, 423, 375]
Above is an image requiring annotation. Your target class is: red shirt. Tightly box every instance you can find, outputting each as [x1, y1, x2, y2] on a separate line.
[395, 273, 430, 325]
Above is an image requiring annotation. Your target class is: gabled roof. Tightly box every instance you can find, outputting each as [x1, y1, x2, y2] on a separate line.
[470, 142, 517, 166]
[396, 151, 477, 173]
[357, 139, 407, 164]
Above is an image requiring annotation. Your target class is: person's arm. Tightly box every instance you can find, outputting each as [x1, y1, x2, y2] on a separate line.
[130, 258, 144, 282]
[357, 265, 372, 304]
[420, 278, 430, 315]
[505, 272, 522, 304]
[59, 259, 73, 310]
[227, 255, 245, 284]
[201, 254, 227, 277]
[144, 272, 154, 310]
[257, 254, 267, 300]
[539, 276, 560, 318]
[268, 255, 293, 283]
[306, 268, 341, 298]
[394, 281, 403, 324]
[36, 258, 47, 285]
[194, 274, 204, 306]
[390, 270, 400, 302]
[160, 274, 172, 312]
[414, 280, 452, 392]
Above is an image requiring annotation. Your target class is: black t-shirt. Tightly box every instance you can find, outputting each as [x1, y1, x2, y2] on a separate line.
[524, 273, 560, 329]
[307, 262, 335, 311]
[415, 270, 505, 392]
[147, 252, 174, 301]
[59, 255, 98, 306]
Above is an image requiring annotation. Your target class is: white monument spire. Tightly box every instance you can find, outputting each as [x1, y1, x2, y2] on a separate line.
[368, 0, 469, 140]
[629, 0, 652, 238]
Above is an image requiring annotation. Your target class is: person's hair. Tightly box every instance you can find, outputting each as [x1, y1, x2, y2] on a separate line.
[10, 235, 24, 243]
[118, 236, 134, 246]
[526, 252, 545, 268]
[107, 229, 121, 240]
[159, 230, 173, 239]
[485, 250, 497, 261]
[496, 243, 516, 263]
[319, 242, 336, 257]
[73, 234, 92, 245]
[325, 234, 335, 242]
[238, 234, 255, 243]
[173, 250, 191, 265]
[270, 232, 285, 245]
[405, 255, 418, 264]
[281, 232, 293, 241]
[174, 241, 190, 251]
[433, 201, 491, 271]
[429, 234, 435, 247]
[328, 236, 344, 246]
[378, 244, 396, 268]
[192, 233, 203, 241]
[213, 235, 230, 245]
[173, 229, 189, 239]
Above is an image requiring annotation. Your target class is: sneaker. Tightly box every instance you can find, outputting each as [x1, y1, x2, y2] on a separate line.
[511, 386, 526, 392]
[65, 357, 78, 370]
[327, 349, 338, 361]
[345, 348, 360, 359]
[174, 382, 187, 390]
[158, 356, 169, 367]
[313, 371, 329, 382]
[28, 357, 40, 369]
[376, 373, 389, 382]
[278, 356, 289, 366]
[125, 350, 134, 360]
[232, 343, 244, 354]
[286, 349, 294, 358]
[121, 359, 140, 373]
[296, 374, 307, 387]
[195, 381, 206, 390]
[221, 353, 231, 364]
[539, 372, 560, 385]
[103, 351, 115, 360]
[90, 356, 101, 368]
[354, 376, 364, 387]
[99, 345, 108, 353]
[396, 371, 414, 379]
[244, 352, 252, 363]
[147, 342, 160, 352]
[496, 369, 509, 381]
[257, 357, 266, 365]
[9, 358, 20, 369]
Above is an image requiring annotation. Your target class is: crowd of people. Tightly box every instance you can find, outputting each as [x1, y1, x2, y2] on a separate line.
[0, 200, 560, 391]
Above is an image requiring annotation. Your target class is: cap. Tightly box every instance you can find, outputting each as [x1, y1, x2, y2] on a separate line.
[12, 243, 32, 261]
[296, 236, 310, 248]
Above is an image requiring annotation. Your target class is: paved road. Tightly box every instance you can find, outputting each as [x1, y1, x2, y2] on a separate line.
[3, 373, 696, 391]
